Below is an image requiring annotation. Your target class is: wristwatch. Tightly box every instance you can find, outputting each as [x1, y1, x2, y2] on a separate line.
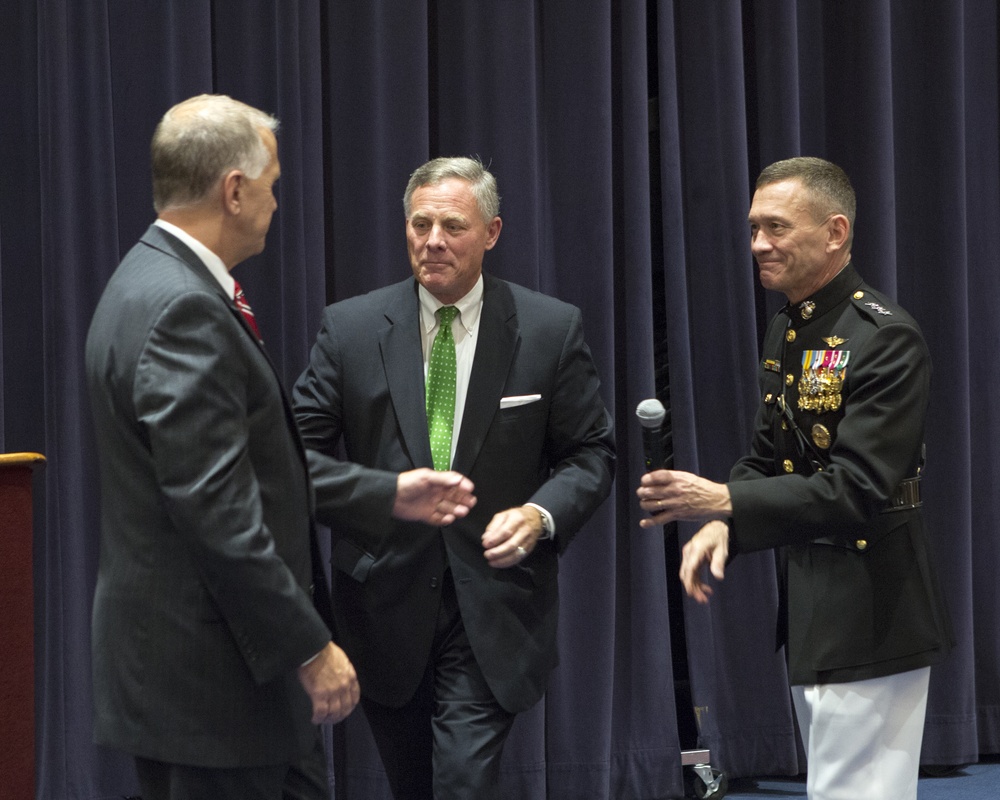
[527, 503, 554, 540]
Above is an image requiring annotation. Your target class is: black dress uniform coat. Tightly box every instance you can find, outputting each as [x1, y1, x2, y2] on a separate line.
[726, 262, 953, 685]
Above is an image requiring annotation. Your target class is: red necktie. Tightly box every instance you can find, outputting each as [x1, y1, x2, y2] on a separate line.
[233, 280, 262, 340]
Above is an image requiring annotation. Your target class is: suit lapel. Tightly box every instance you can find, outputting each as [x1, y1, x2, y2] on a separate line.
[142, 225, 224, 297]
[142, 225, 307, 465]
[380, 280, 435, 469]
[452, 276, 518, 475]
[143, 226, 328, 591]
[143, 225, 267, 351]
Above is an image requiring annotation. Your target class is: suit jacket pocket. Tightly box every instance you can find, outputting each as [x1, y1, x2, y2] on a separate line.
[497, 543, 558, 591]
[811, 508, 912, 552]
[494, 397, 548, 427]
[332, 538, 375, 583]
[499, 394, 542, 409]
[795, 513, 941, 671]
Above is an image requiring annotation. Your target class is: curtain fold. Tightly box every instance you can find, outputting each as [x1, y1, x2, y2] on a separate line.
[1, 2, 996, 798]
[35, 3, 130, 798]
[962, 0, 1000, 757]
[658, 0, 803, 778]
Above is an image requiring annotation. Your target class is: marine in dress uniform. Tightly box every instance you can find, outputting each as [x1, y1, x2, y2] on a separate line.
[729, 260, 952, 690]
[637, 157, 954, 800]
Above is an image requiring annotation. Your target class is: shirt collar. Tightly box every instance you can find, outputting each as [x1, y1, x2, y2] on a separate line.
[154, 219, 235, 299]
[418, 274, 484, 334]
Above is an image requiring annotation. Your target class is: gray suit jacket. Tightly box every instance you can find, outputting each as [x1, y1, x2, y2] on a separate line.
[293, 274, 615, 713]
[85, 225, 395, 767]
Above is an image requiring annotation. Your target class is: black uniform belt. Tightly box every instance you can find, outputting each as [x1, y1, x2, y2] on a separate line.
[882, 477, 921, 513]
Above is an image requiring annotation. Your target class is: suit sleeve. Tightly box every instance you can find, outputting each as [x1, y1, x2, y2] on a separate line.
[134, 291, 329, 684]
[727, 320, 930, 552]
[292, 306, 398, 534]
[526, 306, 616, 553]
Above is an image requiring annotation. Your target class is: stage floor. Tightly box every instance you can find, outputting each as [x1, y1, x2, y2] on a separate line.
[722, 757, 1000, 799]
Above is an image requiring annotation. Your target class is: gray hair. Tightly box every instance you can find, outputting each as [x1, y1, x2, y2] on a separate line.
[151, 94, 279, 212]
[756, 156, 856, 244]
[403, 156, 500, 224]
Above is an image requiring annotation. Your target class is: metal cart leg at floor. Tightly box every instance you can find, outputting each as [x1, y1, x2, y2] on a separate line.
[682, 748, 728, 799]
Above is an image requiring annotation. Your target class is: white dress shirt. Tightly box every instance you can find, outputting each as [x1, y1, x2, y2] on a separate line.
[154, 219, 235, 299]
[417, 276, 555, 539]
[418, 276, 482, 470]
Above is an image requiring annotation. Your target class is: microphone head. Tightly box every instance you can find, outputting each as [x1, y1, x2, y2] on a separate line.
[635, 398, 666, 428]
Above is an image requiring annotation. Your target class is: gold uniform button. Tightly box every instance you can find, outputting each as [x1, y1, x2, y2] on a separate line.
[764, 393, 774, 403]
[785, 373, 794, 386]
[786, 329, 797, 343]
[856, 539, 868, 551]
[812, 423, 832, 449]
[853, 291, 865, 300]
[781, 420, 789, 430]
[783, 459, 794, 473]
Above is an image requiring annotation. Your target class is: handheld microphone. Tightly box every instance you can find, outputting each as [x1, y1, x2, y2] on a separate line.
[635, 398, 668, 472]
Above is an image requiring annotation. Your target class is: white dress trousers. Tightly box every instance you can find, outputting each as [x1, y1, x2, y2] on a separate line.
[791, 667, 931, 800]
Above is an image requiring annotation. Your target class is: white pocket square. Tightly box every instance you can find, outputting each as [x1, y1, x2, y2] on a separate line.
[500, 394, 542, 409]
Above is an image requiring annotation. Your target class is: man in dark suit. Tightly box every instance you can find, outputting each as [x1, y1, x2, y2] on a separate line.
[292, 156, 616, 798]
[85, 95, 475, 800]
[638, 157, 953, 800]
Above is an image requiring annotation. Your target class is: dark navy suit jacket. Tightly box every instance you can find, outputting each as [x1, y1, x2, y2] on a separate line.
[293, 274, 615, 713]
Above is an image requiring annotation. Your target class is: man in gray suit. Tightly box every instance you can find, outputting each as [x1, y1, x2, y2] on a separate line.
[85, 95, 476, 800]
[292, 157, 616, 798]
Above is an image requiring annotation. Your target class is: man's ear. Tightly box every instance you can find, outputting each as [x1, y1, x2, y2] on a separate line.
[484, 216, 503, 250]
[827, 213, 850, 251]
[221, 170, 243, 215]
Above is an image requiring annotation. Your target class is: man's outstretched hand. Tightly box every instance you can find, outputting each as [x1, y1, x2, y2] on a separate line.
[393, 468, 476, 525]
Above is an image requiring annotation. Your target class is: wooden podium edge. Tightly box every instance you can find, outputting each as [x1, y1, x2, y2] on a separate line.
[0, 451, 43, 800]
[0, 452, 46, 469]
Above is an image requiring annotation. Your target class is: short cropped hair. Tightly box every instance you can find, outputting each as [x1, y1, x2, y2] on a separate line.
[151, 94, 279, 212]
[757, 156, 856, 244]
[403, 156, 500, 224]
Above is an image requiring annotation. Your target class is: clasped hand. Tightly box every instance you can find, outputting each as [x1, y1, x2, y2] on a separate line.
[482, 505, 544, 568]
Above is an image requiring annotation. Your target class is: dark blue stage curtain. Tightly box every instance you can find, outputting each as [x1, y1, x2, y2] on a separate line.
[0, 1, 996, 798]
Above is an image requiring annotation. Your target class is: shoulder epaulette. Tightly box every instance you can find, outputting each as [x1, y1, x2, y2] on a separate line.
[850, 288, 904, 326]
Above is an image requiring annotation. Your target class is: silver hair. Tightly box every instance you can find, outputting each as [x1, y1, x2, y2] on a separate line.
[403, 156, 500, 224]
[151, 94, 279, 212]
